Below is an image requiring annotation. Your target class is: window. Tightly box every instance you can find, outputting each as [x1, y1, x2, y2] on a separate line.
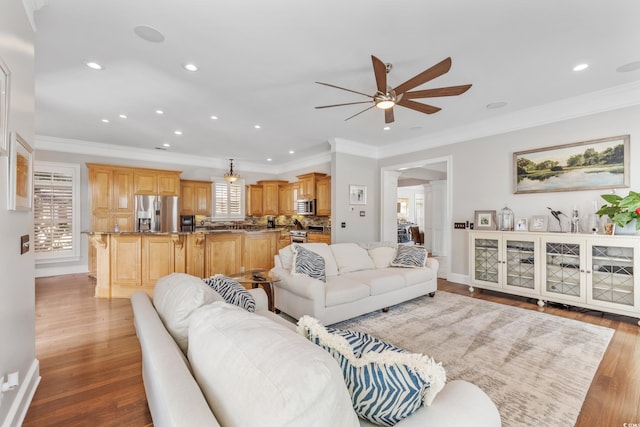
[212, 179, 245, 220]
[34, 162, 81, 262]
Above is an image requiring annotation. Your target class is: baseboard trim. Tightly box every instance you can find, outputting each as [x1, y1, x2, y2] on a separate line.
[1, 359, 40, 427]
[35, 264, 88, 278]
[447, 272, 469, 286]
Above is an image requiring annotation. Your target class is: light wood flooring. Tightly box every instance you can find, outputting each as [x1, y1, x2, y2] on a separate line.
[24, 274, 640, 426]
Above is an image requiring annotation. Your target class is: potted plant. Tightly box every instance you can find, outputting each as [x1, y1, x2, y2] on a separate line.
[595, 190, 640, 233]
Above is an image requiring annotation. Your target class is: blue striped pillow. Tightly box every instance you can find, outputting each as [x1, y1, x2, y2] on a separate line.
[292, 245, 326, 282]
[297, 316, 446, 426]
[203, 274, 256, 312]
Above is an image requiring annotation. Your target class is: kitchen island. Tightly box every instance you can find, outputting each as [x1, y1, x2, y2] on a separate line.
[86, 229, 283, 298]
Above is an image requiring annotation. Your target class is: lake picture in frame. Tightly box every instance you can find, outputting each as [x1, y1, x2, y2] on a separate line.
[514, 135, 629, 194]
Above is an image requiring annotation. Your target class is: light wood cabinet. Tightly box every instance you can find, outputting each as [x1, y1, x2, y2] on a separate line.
[111, 234, 142, 290]
[246, 185, 263, 216]
[112, 169, 134, 212]
[158, 172, 181, 196]
[186, 233, 206, 278]
[307, 233, 331, 244]
[134, 169, 181, 196]
[258, 180, 287, 216]
[89, 166, 112, 212]
[316, 176, 331, 216]
[180, 180, 212, 216]
[244, 232, 278, 271]
[205, 233, 243, 276]
[296, 172, 326, 200]
[278, 231, 291, 250]
[142, 235, 177, 288]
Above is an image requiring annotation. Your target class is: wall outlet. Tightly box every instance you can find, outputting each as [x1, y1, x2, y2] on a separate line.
[454, 222, 466, 229]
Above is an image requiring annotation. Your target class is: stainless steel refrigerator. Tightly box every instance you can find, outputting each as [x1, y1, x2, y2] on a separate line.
[134, 195, 179, 232]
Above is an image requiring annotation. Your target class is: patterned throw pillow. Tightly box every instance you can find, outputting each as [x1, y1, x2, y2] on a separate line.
[202, 274, 256, 312]
[292, 245, 326, 282]
[297, 316, 446, 426]
[390, 245, 427, 268]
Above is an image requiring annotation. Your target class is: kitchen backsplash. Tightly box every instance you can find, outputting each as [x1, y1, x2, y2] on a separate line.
[197, 214, 331, 231]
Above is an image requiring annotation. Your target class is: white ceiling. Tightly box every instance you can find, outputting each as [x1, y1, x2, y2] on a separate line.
[34, 0, 640, 170]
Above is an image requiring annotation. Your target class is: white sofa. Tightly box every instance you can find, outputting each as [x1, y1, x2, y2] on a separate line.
[131, 273, 501, 427]
[271, 242, 439, 325]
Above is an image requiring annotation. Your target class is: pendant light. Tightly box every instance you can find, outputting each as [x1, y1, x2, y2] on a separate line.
[224, 159, 240, 183]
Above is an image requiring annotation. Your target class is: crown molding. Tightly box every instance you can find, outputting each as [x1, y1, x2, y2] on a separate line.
[21, 0, 48, 32]
[330, 137, 380, 158]
[377, 80, 640, 159]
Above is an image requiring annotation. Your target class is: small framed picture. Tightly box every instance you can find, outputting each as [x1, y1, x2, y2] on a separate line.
[515, 218, 528, 231]
[8, 132, 33, 211]
[349, 184, 367, 205]
[529, 215, 548, 232]
[474, 210, 496, 230]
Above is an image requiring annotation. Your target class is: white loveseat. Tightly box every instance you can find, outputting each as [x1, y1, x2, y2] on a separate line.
[131, 273, 501, 427]
[271, 242, 439, 325]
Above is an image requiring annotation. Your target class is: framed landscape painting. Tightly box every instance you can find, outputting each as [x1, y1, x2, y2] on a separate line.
[513, 135, 629, 194]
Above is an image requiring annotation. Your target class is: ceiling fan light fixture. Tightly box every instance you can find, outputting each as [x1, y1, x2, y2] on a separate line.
[224, 159, 240, 183]
[375, 99, 396, 109]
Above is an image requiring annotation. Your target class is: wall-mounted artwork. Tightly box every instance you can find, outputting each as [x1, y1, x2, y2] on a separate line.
[514, 135, 629, 194]
[349, 184, 367, 205]
[8, 132, 33, 211]
[0, 56, 10, 155]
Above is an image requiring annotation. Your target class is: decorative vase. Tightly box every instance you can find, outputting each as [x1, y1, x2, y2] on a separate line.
[614, 219, 640, 235]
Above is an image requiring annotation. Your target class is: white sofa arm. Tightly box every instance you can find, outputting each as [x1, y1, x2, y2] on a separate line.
[247, 287, 268, 311]
[271, 267, 326, 304]
[425, 257, 439, 275]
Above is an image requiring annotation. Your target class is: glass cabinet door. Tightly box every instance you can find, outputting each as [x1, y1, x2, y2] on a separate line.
[473, 237, 500, 285]
[504, 239, 537, 292]
[589, 242, 636, 309]
[542, 238, 585, 302]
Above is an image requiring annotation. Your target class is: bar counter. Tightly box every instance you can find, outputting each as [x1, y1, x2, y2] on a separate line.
[86, 229, 283, 298]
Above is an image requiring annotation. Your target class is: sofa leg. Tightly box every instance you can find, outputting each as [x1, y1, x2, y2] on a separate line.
[428, 292, 436, 297]
[382, 307, 389, 313]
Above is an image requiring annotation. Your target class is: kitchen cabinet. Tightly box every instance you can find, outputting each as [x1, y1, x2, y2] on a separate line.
[244, 232, 278, 270]
[158, 172, 181, 196]
[316, 176, 331, 216]
[111, 234, 142, 291]
[205, 233, 243, 276]
[296, 172, 326, 200]
[246, 184, 263, 216]
[142, 235, 181, 288]
[180, 180, 212, 216]
[307, 233, 331, 244]
[470, 230, 640, 323]
[278, 231, 291, 250]
[134, 168, 181, 196]
[258, 180, 287, 216]
[186, 233, 206, 278]
[278, 182, 298, 215]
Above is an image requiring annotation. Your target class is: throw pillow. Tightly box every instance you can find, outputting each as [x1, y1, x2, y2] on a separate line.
[297, 316, 446, 426]
[368, 246, 397, 269]
[202, 274, 256, 312]
[153, 273, 224, 353]
[390, 245, 428, 268]
[292, 245, 326, 282]
[330, 243, 375, 274]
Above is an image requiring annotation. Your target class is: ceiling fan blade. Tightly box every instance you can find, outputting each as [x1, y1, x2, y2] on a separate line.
[385, 108, 394, 124]
[344, 105, 375, 121]
[393, 57, 452, 95]
[371, 55, 387, 94]
[315, 81, 373, 98]
[403, 84, 472, 99]
[397, 99, 441, 115]
[315, 100, 374, 109]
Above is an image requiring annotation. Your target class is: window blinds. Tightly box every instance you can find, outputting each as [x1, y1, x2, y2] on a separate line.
[213, 180, 244, 219]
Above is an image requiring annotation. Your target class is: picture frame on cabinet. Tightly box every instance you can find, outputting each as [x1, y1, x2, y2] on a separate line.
[529, 215, 548, 232]
[349, 184, 367, 205]
[8, 132, 33, 211]
[474, 210, 496, 230]
[0, 56, 10, 156]
[515, 217, 528, 231]
[513, 135, 629, 194]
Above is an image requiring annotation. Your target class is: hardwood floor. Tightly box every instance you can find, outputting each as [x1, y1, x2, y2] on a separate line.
[24, 274, 640, 426]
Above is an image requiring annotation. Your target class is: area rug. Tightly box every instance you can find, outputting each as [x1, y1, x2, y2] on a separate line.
[332, 291, 614, 427]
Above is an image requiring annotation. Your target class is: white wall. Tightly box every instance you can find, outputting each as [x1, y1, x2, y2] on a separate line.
[380, 105, 640, 282]
[0, 1, 39, 424]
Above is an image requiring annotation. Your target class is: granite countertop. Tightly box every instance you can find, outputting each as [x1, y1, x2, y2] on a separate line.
[83, 228, 285, 235]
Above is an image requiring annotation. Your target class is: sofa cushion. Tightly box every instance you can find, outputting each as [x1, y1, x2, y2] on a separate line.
[297, 316, 446, 426]
[330, 243, 375, 274]
[153, 273, 224, 353]
[325, 276, 371, 307]
[390, 245, 428, 268]
[368, 246, 397, 269]
[395, 266, 434, 286]
[292, 245, 326, 282]
[343, 269, 406, 296]
[295, 243, 340, 276]
[188, 303, 359, 427]
[203, 274, 256, 312]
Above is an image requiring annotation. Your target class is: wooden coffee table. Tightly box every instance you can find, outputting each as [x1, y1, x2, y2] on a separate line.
[229, 269, 280, 312]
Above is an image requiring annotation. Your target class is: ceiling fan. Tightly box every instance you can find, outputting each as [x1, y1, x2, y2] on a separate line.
[315, 55, 472, 124]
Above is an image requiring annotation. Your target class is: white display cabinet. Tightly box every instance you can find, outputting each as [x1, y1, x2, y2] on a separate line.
[470, 230, 640, 325]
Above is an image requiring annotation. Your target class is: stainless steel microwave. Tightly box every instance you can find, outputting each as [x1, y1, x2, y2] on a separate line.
[296, 199, 316, 215]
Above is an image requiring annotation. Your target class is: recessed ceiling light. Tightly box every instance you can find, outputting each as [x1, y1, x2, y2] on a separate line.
[383, 126, 391, 131]
[254, 125, 261, 129]
[288, 150, 295, 154]
[119, 114, 127, 119]
[183, 63, 198, 72]
[134, 25, 165, 43]
[101, 118, 109, 123]
[174, 130, 182, 135]
[486, 101, 508, 109]
[210, 115, 218, 120]
[573, 63, 589, 71]
[616, 61, 640, 73]
[163, 143, 171, 147]
[267, 158, 272, 162]
[85, 61, 103, 70]
[155, 109, 164, 115]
